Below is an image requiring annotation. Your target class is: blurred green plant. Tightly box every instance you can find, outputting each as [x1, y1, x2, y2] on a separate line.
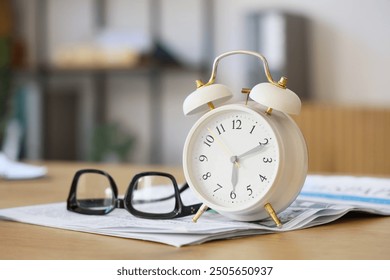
[89, 122, 135, 162]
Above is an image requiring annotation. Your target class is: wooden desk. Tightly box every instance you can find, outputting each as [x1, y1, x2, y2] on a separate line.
[1, 161, 389, 260]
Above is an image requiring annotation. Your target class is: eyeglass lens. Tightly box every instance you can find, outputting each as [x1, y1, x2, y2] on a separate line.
[76, 173, 115, 211]
[131, 175, 176, 215]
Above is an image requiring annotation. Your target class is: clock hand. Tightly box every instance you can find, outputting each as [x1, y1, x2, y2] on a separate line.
[229, 144, 266, 192]
[237, 144, 265, 160]
[230, 156, 239, 191]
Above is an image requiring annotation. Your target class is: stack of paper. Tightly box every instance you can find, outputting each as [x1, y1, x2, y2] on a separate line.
[0, 175, 389, 247]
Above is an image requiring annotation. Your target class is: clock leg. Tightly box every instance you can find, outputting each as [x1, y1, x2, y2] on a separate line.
[264, 203, 282, 228]
[192, 203, 209, 223]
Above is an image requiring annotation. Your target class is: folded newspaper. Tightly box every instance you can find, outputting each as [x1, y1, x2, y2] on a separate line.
[0, 175, 389, 247]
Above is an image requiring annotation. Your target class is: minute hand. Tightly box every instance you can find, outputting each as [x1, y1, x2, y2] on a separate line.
[237, 144, 265, 160]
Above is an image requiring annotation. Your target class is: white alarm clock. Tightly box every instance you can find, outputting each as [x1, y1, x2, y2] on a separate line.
[182, 50, 308, 226]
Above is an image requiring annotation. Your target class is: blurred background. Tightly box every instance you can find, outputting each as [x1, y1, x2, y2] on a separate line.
[1, 0, 389, 175]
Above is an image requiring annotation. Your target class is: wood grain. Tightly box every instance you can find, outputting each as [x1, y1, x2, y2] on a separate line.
[293, 103, 390, 175]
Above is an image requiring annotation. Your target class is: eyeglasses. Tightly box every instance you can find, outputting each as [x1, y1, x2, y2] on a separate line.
[67, 169, 202, 219]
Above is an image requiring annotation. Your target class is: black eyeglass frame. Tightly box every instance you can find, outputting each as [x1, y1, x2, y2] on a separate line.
[67, 169, 202, 219]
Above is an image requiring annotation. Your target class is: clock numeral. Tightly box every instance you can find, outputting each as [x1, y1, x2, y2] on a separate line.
[203, 135, 214, 147]
[259, 138, 269, 146]
[263, 157, 273, 163]
[202, 172, 211, 180]
[216, 124, 225, 135]
[232, 119, 242, 130]
[230, 191, 237, 200]
[250, 125, 256, 134]
[214, 183, 223, 192]
[198, 155, 208, 162]
[246, 185, 253, 196]
[259, 174, 267, 182]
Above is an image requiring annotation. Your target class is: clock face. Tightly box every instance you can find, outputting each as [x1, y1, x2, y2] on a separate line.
[183, 105, 281, 211]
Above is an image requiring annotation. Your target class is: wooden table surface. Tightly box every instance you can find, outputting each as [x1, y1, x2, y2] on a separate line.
[0, 161, 389, 260]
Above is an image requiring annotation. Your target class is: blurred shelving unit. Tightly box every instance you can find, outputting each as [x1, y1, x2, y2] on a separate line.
[13, 0, 213, 164]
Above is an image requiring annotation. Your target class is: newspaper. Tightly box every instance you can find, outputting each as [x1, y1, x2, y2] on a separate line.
[0, 175, 389, 247]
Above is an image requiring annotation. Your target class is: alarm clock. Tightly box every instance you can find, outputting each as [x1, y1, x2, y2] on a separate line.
[182, 50, 308, 226]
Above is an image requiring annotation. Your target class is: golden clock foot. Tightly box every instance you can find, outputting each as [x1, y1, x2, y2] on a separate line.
[192, 203, 209, 223]
[264, 203, 282, 228]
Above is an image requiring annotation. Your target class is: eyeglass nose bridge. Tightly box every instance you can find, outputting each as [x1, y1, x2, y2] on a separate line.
[116, 198, 125, 209]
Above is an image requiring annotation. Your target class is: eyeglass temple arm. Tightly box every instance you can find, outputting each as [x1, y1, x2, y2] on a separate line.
[181, 202, 211, 218]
